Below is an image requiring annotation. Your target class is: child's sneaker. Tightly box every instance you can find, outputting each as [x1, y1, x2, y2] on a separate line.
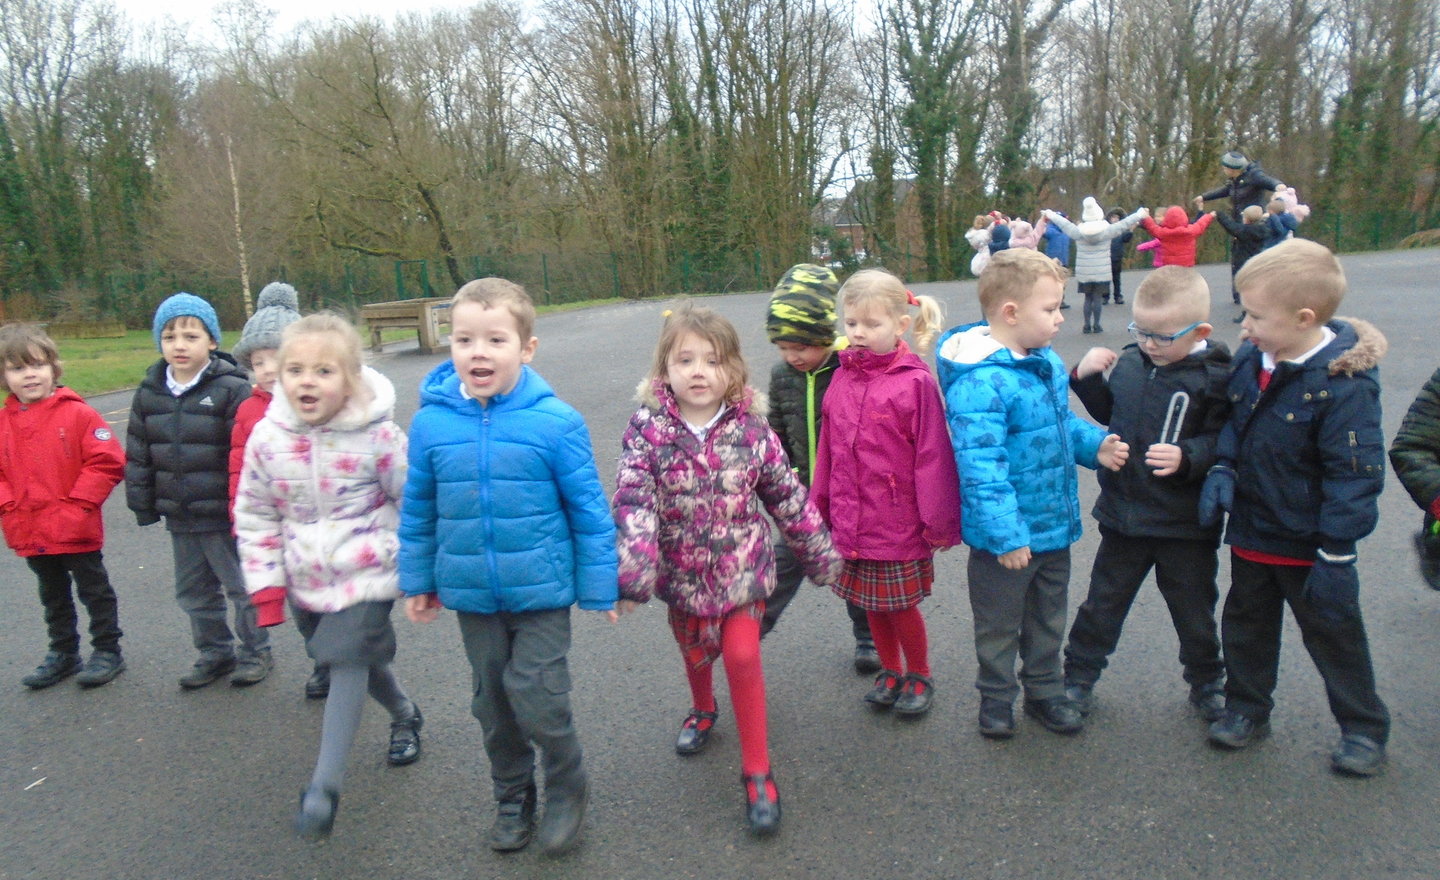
[22, 651, 82, 689]
[1415, 520, 1440, 590]
[75, 651, 126, 687]
[1188, 680, 1226, 722]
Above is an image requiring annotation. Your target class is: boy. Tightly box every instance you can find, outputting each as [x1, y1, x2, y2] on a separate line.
[1105, 207, 1135, 305]
[228, 282, 320, 697]
[1214, 205, 1269, 323]
[400, 278, 618, 854]
[0, 324, 127, 688]
[936, 248, 1128, 739]
[1060, 267, 1232, 726]
[127, 292, 268, 688]
[1198, 238, 1390, 777]
[761, 263, 877, 675]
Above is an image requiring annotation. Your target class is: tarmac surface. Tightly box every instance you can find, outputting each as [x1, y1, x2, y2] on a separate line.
[4, 249, 1440, 879]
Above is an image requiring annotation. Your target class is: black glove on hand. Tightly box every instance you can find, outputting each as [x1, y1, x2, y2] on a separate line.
[1197, 465, 1236, 528]
[1304, 551, 1359, 623]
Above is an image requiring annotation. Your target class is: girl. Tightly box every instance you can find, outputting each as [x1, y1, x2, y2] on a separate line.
[234, 313, 421, 838]
[612, 304, 841, 836]
[810, 270, 962, 717]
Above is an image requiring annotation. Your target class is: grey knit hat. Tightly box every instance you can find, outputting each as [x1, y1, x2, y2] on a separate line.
[1221, 151, 1248, 169]
[233, 282, 302, 369]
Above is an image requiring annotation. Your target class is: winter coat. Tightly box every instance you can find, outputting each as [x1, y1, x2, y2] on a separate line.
[1070, 341, 1232, 540]
[1216, 318, 1388, 560]
[967, 227, 994, 276]
[1140, 207, 1216, 268]
[936, 322, 1106, 556]
[1391, 365, 1440, 516]
[1044, 201, 1147, 284]
[398, 361, 618, 614]
[1043, 222, 1072, 266]
[1008, 217, 1049, 250]
[988, 225, 1012, 254]
[234, 366, 405, 613]
[1200, 161, 1282, 219]
[810, 341, 962, 560]
[1215, 212, 1269, 270]
[1264, 211, 1299, 249]
[1110, 228, 1134, 263]
[125, 354, 251, 532]
[613, 380, 840, 616]
[0, 387, 124, 557]
[229, 384, 270, 516]
[767, 350, 839, 486]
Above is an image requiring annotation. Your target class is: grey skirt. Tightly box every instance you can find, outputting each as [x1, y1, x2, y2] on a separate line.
[293, 600, 397, 667]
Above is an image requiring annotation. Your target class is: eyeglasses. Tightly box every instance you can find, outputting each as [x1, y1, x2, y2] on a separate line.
[1127, 321, 1201, 348]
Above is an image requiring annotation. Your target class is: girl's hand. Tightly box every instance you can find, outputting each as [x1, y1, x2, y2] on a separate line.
[405, 593, 442, 624]
[605, 600, 642, 622]
[1145, 443, 1183, 477]
[1098, 434, 1130, 471]
[998, 546, 1031, 570]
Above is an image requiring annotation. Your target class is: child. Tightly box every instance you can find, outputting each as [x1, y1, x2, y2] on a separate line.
[229, 282, 322, 698]
[1042, 198, 1148, 335]
[1042, 214, 1073, 268]
[936, 248, 1128, 739]
[811, 270, 961, 719]
[234, 313, 421, 838]
[1198, 239, 1390, 777]
[761, 264, 877, 674]
[967, 215, 995, 277]
[1006, 215, 1049, 250]
[1264, 186, 1308, 249]
[1105, 208, 1135, 304]
[614, 304, 841, 836]
[1390, 368, 1440, 590]
[401, 277, 618, 854]
[1060, 267, 1232, 726]
[1140, 205, 1215, 269]
[1215, 205, 1270, 322]
[126, 292, 270, 688]
[0, 324, 127, 689]
[1137, 237, 1163, 267]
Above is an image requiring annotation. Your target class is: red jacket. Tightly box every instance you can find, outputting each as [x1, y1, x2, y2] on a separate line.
[0, 387, 124, 557]
[1140, 206, 1215, 267]
[229, 384, 270, 517]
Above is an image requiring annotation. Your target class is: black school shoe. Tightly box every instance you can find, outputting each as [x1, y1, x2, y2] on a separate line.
[743, 772, 781, 836]
[489, 787, 537, 852]
[22, 651, 82, 689]
[1188, 681, 1226, 722]
[892, 673, 934, 717]
[675, 709, 718, 755]
[537, 778, 588, 855]
[1207, 710, 1270, 749]
[978, 697, 1016, 739]
[863, 670, 904, 708]
[75, 651, 126, 687]
[1331, 734, 1386, 777]
[853, 640, 881, 675]
[387, 705, 423, 765]
[179, 655, 236, 689]
[1024, 696, 1084, 734]
[305, 664, 330, 699]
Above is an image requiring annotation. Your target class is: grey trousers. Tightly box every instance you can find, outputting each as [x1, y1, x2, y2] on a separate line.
[457, 608, 586, 805]
[968, 547, 1070, 702]
[171, 531, 268, 661]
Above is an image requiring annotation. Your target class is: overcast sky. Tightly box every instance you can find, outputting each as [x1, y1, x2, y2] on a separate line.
[113, 0, 461, 40]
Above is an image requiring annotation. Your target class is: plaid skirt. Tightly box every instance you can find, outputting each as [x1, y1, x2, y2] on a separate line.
[832, 558, 934, 612]
[668, 601, 765, 671]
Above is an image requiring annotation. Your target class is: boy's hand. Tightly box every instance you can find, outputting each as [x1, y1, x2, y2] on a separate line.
[1197, 465, 1235, 526]
[998, 546, 1031, 570]
[1145, 443, 1183, 477]
[1137, 206, 1151, 218]
[404, 593, 442, 624]
[1303, 553, 1359, 623]
[1075, 347, 1118, 379]
[605, 600, 642, 623]
[1097, 434, 1129, 471]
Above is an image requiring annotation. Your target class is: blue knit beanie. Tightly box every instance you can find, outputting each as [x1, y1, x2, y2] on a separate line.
[152, 292, 222, 350]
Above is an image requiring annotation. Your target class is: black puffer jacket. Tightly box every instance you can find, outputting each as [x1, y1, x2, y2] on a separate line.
[1390, 366, 1440, 513]
[1215, 212, 1269, 270]
[1072, 340, 1232, 540]
[125, 354, 250, 532]
[766, 350, 839, 486]
[1200, 161, 1282, 219]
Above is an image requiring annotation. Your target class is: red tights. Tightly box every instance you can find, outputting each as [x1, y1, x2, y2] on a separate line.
[866, 606, 930, 682]
[680, 611, 773, 795]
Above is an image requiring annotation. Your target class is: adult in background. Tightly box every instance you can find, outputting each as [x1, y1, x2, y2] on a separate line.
[1194, 151, 1283, 308]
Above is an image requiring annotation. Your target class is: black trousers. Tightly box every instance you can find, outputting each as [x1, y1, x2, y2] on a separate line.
[30, 550, 122, 655]
[1221, 553, 1390, 742]
[1064, 528, 1222, 687]
[761, 538, 870, 641]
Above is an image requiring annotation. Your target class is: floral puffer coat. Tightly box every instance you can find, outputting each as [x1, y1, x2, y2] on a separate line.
[234, 365, 405, 613]
[613, 379, 842, 617]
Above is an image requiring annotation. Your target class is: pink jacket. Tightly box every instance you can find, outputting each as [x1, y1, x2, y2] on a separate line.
[811, 341, 962, 560]
[1007, 216, 1049, 250]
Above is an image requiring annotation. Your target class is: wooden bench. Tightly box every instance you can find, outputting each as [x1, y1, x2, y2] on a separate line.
[359, 298, 453, 354]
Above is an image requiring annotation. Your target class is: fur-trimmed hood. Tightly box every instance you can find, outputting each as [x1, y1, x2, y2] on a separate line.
[635, 376, 769, 420]
[1327, 316, 1387, 376]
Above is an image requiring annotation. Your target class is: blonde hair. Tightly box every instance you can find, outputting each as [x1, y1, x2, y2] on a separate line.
[1134, 266, 1211, 323]
[0, 323, 61, 381]
[972, 214, 991, 230]
[1235, 238, 1346, 322]
[647, 303, 748, 404]
[977, 249, 1069, 319]
[452, 277, 536, 341]
[1241, 205, 1265, 223]
[838, 269, 945, 355]
[279, 312, 371, 408]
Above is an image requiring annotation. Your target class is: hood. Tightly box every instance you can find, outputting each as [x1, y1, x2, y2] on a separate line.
[1077, 218, 1111, 236]
[268, 364, 395, 432]
[418, 360, 554, 415]
[635, 376, 766, 421]
[989, 225, 1012, 251]
[935, 322, 1017, 391]
[4, 384, 86, 412]
[1010, 220, 1033, 240]
[1081, 196, 1104, 223]
[1162, 205, 1190, 227]
[1326, 316, 1387, 376]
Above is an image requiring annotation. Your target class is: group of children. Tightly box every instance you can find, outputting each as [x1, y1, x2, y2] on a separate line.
[0, 212, 1418, 852]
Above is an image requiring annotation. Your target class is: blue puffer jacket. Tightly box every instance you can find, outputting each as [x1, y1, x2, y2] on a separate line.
[398, 361, 618, 613]
[936, 322, 1106, 556]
